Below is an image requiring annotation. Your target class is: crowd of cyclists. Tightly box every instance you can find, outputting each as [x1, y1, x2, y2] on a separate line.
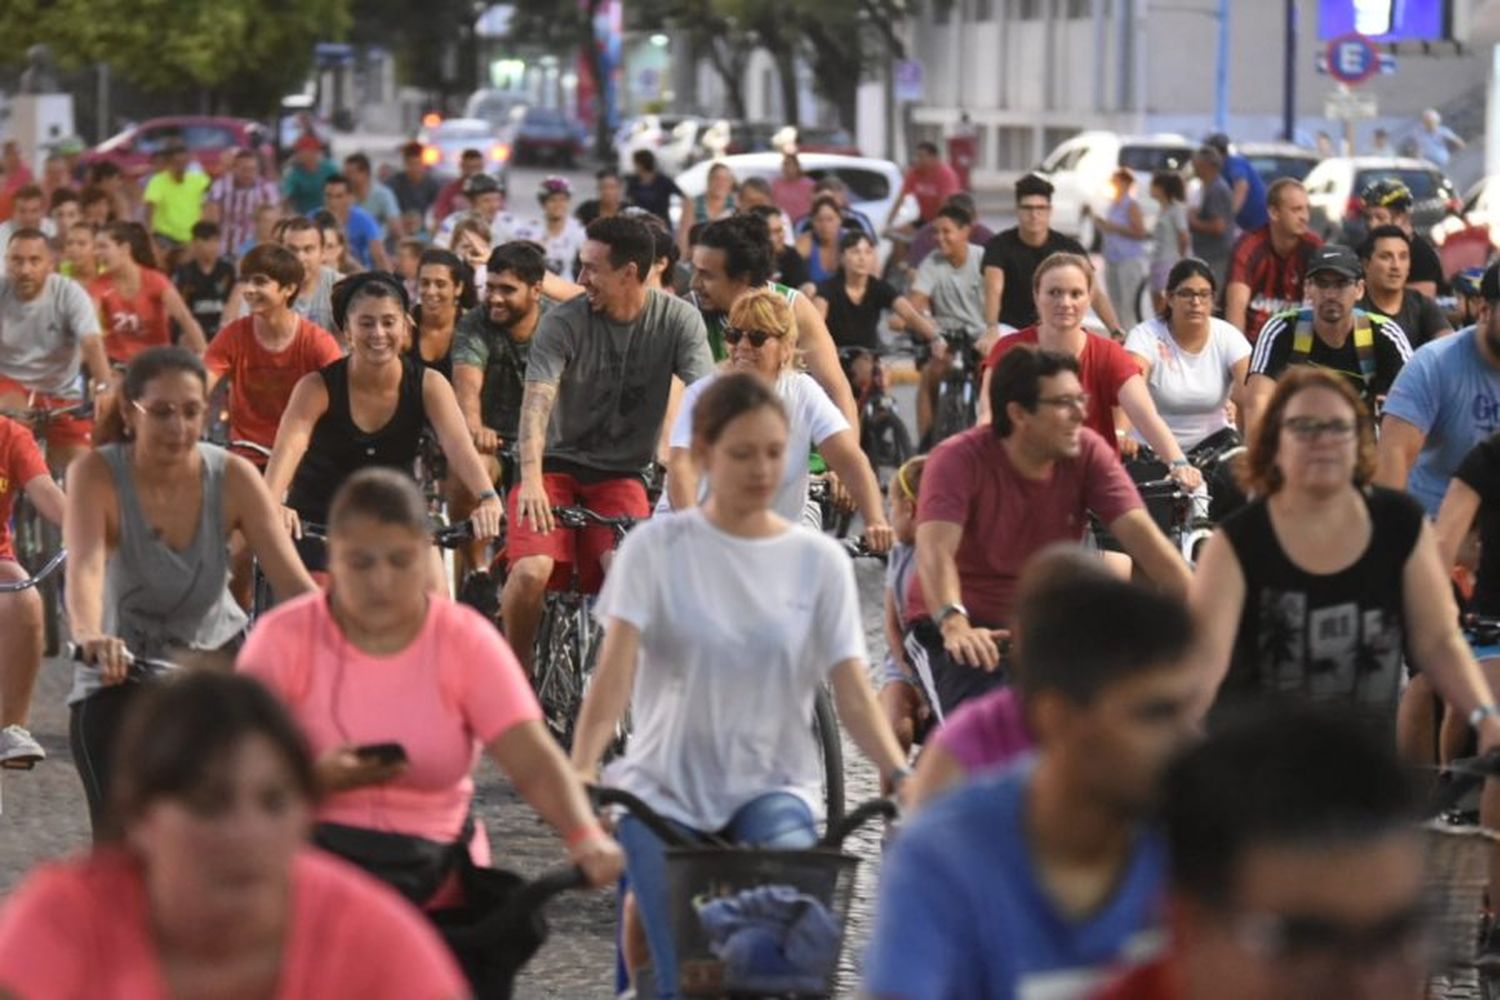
[0, 124, 1495, 999]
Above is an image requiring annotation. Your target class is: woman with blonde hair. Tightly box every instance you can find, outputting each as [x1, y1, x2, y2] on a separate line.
[661, 287, 892, 549]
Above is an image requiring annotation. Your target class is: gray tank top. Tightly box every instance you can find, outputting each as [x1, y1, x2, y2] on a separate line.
[68, 443, 248, 705]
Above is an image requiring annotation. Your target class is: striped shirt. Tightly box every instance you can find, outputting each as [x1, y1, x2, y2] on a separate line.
[1249, 307, 1413, 410]
[205, 176, 281, 254]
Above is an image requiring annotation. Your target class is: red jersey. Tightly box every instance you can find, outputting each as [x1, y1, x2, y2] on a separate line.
[1090, 955, 1183, 999]
[901, 161, 962, 222]
[0, 416, 50, 561]
[984, 327, 1140, 452]
[203, 315, 343, 458]
[89, 268, 174, 364]
[1227, 227, 1322, 342]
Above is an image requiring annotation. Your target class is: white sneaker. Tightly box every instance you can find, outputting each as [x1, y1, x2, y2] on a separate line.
[0, 725, 44, 769]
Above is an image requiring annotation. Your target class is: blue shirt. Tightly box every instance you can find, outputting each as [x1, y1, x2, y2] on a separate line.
[1382, 327, 1500, 516]
[863, 760, 1166, 999]
[1222, 154, 1269, 232]
[343, 206, 382, 268]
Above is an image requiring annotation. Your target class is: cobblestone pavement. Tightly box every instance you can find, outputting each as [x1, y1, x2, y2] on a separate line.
[0, 557, 893, 999]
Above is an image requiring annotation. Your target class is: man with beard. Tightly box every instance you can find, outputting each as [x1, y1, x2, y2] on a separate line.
[1245, 245, 1412, 436]
[1376, 262, 1500, 515]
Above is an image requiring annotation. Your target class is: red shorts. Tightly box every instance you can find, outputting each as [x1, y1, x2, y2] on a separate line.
[0, 375, 92, 451]
[505, 473, 648, 594]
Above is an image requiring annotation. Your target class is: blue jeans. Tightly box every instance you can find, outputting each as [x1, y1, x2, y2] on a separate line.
[616, 791, 817, 1000]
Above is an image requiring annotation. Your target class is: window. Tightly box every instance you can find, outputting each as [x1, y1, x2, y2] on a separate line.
[1065, 0, 1092, 16]
[1013, 0, 1042, 20]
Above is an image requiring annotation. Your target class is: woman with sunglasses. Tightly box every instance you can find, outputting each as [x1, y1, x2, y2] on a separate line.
[1122, 258, 1251, 459]
[661, 288, 892, 549]
[1190, 368, 1500, 760]
[64, 346, 317, 834]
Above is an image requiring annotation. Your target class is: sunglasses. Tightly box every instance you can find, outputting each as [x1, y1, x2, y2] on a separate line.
[723, 326, 781, 348]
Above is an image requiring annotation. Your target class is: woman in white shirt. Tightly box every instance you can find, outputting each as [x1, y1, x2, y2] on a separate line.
[1123, 257, 1251, 457]
[571, 371, 908, 1000]
[662, 287, 892, 550]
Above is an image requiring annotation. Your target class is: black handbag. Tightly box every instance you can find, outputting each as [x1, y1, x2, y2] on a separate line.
[312, 818, 473, 905]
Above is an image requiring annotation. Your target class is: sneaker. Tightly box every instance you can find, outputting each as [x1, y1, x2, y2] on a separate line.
[0, 724, 44, 769]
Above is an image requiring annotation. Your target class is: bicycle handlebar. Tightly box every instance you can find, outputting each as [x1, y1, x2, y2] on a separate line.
[0, 548, 66, 592]
[552, 506, 639, 532]
[510, 863, 590, 915]
[297, 520, 476, 548]
[588, 785, 897, 850]
[0, 400, 93, 423]
[228, 439, 274, 460]
[841, 538, 888, 562]
[68, 642, 179, 682]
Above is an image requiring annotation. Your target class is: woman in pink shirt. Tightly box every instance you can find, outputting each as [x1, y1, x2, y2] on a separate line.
[771, 152, 815, 224]
[237, 467, 622, 909]
[0, 671, 468, 1000]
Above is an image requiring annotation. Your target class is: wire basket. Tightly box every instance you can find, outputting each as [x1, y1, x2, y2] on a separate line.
[1425, 822, 1500, 971]
[665, 846, 860, 999]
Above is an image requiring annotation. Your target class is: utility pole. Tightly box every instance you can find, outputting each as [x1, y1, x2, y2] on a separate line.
[1214, 0, 1230, 132]
[1282, 0, 1298, 140]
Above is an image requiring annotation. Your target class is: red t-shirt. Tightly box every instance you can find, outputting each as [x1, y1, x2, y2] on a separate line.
[1090, 955, 1183, 999]
[908, 425, 1143, 624]
[0, 416, 49, 561]
[901, 161, 962, 222]
[0, 848, 468, 999]
[984, 327, 1141, 452]
[89, 268, 174, 364]
[1227, 227, 1322, 343]
[204, 315, 342, 455]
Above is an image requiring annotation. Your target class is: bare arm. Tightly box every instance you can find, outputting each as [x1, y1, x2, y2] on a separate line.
[1224, 281, 1251, 334]
[883, 586, 908, 674]
[571, 617, 641, 779]
[223, 455, 317, 600]
[905, 742, 967, 813]
[814, 295, 830, 320]
[262, 373, 328, 528]
[793, 293, 858, 427]
[1435, 479, 1482, 571]
[1109, 507, 1193, 597]
[1091, 282, 1122, 333]
[1405, 521, 1500, 726]
[1373, 414, 1426, 491]
[540, 271, 584, 302]
[514, 380, 560, 533]
[892, 296, 938, 341]
[1230, 176, 1249, 215]
[80, 335, 111, 388]
[451, 363, 497, 450]
[423, 370, 497, 500]
[220, 282, 247, 326]
[1243, 373, 1278, 440]
[830, 657, 907, 783]
[63, 453, 112, 641]
[1117, 375, 1187, 464]
[162, 283, 207, 354]
[665, 446, 698, 510]
[1228, 356, 1250, 432]
[819, 428, 893, 552]
[22, 473, 66, 527]
[369, 239, 392, 272]
[916, 519, 1006, 670]
[657, 375, 683, 467]
[976, 363, 995, 425]
[983, 265, 1004, 331]
[1187, 528, 1247, 709]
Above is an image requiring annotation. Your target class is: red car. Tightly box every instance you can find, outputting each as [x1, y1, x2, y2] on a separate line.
[80, 116, 275, 181]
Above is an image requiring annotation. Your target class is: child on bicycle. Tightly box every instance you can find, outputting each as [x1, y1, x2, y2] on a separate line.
[876, 455, 932, 787]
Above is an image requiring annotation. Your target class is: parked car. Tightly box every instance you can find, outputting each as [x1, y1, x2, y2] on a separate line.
[674, 152, 917, 266]
[464, 88, 527, 130]
[1034, 131, 1194, 248]
[415, 117, 511, 177]
[510, 107, 585, 166]
[1236, 141, 1321, 186]
[616, 114, 705, 175]
[82, 116, 275, 180]
[1301, 156, 1458, 244]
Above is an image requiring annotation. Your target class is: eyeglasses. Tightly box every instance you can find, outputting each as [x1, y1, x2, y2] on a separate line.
[1282, 416, 1356, 441]
[723, 326, 782, 348]
[1171, 288, 1214, 303]
[132, 400, 206, 422]
[1036, 393, 1090, 413]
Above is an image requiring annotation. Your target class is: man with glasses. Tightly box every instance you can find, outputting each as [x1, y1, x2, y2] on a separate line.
[1245, 245, 1412, 435]
[1096, 705, 1428, 1000]
[1224, 178, 1321, 343]
[981, 174, 1123, 339]
[903, 345, 1189, 717]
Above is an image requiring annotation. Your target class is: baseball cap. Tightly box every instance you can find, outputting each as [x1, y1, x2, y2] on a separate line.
[463, 173, 502, 197]
[1480, 262, 1500, 303]
[1306, 244, 1362, 281]
[293, 134, 322, 153]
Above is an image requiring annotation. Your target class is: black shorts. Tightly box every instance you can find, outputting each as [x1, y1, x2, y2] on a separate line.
[904, 617, 1010, 719]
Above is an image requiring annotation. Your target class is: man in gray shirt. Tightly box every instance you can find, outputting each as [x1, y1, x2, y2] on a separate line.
[1189, 146, 1235, 289]
[501, 215, 713, 672]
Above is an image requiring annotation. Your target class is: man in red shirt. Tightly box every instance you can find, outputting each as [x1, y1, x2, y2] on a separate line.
[1093, 705, 1426, 1000]
[885, 142, 961, 229]
[1223, 178, 1321, 342]
[908, 345, 1190, 716]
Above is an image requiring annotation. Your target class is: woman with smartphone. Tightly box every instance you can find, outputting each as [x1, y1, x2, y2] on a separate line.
[237, 467, 623, 910]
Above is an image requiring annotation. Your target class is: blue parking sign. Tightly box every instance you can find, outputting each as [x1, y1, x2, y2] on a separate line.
[1326, 33, 1379, 85]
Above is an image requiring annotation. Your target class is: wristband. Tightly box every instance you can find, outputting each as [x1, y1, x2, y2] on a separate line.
[564, 822, 607, 850]
[477, 489, 500, 502]
[887, 765, 913, 790]
[1470, 704, 1500, 729]
[1170, 458, 1191, 469]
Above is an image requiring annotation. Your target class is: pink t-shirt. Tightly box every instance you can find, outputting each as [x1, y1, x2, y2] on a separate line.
[238, 593, 541, 857]
[933, 687, 1033, 773]
[0, 848, 466, 1000]
[909, 425, 1142, 624]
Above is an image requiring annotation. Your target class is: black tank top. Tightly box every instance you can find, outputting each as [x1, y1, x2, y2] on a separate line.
[1218, 486, 1423, 730]
[408, 326, 454, 382]
[287, 355, 427, 523]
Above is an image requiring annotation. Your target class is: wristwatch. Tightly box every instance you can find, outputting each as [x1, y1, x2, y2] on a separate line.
[887, 765, 913, 790]
[1470, 703, 1500, 729]
[936, 602, 969, 627]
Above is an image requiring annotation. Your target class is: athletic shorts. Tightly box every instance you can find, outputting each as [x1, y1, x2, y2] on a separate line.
[505, 472, 649, 594]
[0, 375, 91, 451]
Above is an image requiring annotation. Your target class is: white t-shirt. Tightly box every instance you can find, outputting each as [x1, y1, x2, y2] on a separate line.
[507, 216, 588, 283]
[1123, 316, 1250, 451]
[661, 370, 848, 522]
[597, 508, 867, 829]
[0, 273, 100, 395]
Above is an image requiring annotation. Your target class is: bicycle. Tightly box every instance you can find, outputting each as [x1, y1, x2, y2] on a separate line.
[590, 785, 897, 999]
[0, 548, 70, 769]
[925, 328, 982, 448]
[1424, 749, 1500, 1000]
[838, 346, 914, 487]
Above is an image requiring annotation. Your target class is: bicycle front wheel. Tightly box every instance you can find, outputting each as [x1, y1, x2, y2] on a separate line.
[533, 597, 586, 749]
[813, 686, 845, 830]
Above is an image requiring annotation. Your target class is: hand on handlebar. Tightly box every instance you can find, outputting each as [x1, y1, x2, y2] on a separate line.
[469, 423, 500, 453]
[1168, 463, 1204, 492]
[515, 478, 554, 534]
[1117, 433, 1140, 460]
[279, 505, 303, 539]
[929, 336, 949, 362]
[940, 618, 1011, 672]
[77, 634, 131, 686]
[567, 829, 626, 888]
[862, 520, 894, 555]
[469, 495, 504, 540]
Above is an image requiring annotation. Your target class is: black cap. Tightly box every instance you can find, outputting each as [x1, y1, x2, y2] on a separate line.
[463, 173, 502, 197]
[1307, 244, 1362, 280]
[1481, 262, 1500, 303]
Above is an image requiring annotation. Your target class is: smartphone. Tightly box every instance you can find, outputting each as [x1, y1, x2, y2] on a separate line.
[352, 742, 408, 766]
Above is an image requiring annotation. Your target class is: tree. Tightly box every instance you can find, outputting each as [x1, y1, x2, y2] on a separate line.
[508, 0, 617, 159]
[349, 0, 480, 101]
[0, 0, 348, 115]
[796, 0, 910, 130]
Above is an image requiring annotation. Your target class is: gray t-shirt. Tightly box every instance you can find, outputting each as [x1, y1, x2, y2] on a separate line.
[0, 273, 101, 395]
[913, 246, 986, 334]
[526, 289, 713, 474]
[1192, 177, 1235, 278]
[293, 266, 338, 333]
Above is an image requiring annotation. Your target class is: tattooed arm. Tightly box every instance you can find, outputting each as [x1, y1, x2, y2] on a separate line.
[513, 380, 559, 533]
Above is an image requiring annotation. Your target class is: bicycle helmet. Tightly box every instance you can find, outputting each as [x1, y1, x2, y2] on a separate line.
[537, 175, 573, 204]
[1454, 266, 1487, 299]
[1360, 178, 1413, 212]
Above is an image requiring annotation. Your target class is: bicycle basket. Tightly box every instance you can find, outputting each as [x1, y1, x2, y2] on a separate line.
[1424, 823, 1499, 970]
[666, 846, 859, 998]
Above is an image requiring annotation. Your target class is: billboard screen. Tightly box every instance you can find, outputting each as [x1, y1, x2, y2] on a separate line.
[1318, 0, 1448, 42]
